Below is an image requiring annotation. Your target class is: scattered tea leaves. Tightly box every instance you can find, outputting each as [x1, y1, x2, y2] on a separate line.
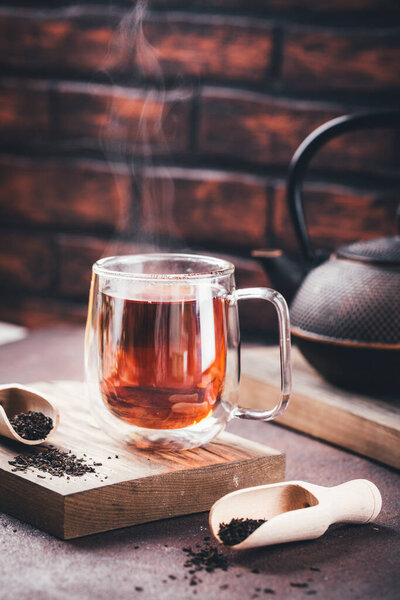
[183, 544, 229, 575]
[8, 447, 97, 478]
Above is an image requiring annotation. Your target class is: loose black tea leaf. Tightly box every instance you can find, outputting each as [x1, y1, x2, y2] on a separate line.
[8, 447, 97, 478]
[182, 544, 228, 575]
[218, 518, 267, 546]
[9, 411, 53, 440]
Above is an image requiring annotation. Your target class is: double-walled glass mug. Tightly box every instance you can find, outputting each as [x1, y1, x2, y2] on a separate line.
[85, 254, 291, 450]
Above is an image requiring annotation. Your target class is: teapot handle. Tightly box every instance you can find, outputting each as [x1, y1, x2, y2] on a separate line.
[287, 110, 400, 263]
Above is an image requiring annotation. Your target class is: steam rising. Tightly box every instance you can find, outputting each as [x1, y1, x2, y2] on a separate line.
[99, 0, 188, 257]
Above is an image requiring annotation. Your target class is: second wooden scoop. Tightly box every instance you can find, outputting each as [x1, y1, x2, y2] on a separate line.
[209, 479, 382, 549]
[0, 384, 59, 445]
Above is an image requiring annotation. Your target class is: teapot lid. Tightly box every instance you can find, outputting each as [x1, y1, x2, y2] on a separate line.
[337, 235, 400, 265]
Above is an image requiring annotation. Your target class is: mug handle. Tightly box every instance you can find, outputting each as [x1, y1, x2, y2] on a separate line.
[232, 287, 292, 421]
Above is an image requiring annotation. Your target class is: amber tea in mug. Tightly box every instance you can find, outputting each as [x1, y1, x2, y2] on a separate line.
[99, 292, 227, 430]
[85, 254, 291, 450]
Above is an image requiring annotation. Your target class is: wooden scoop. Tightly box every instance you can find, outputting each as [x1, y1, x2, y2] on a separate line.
[0, 384, 59, 445]
[209, 479, 382, 549]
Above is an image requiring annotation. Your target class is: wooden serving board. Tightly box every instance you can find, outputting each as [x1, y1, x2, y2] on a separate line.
[0, 381, 285, 540]
[241, 345, 400, 470]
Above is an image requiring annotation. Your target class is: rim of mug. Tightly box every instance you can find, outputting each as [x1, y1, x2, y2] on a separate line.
[93, 253, 235, 280]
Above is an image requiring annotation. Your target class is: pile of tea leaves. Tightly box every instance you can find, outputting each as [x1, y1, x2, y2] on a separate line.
[218, 517, 267, 546]
[9, 411, 53, 440]
[8, 447, 98, 478]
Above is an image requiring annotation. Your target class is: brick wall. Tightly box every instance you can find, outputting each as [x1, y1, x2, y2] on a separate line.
[0, 1, 399, 335]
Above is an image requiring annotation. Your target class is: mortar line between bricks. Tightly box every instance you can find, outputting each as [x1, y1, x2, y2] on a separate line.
[1, 69, 400, 108]
[49, 231, 61, 294]
[265, 184, 277, 250]
[47, 81, 60, 142]
[188, 86, 201, 156]
[269, 25, 284, 83]
[128, 168, 143, 238]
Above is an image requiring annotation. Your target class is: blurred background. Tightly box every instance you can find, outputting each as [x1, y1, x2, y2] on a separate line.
[0, 0, 399, 337]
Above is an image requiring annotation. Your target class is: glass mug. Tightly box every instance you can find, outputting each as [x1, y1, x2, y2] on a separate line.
[85, 253, 291, 450]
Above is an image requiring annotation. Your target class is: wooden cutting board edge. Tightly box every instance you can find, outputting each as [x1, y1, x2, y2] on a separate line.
[0, 380, 286, 539]
[62, 453, 285, 539]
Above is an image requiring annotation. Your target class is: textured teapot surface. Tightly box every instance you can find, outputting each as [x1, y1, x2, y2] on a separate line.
[337, 234, 400, 265]
[291, 229, 400, 346]
[289, 243, 400, 394]
[290, 252, 400, 347]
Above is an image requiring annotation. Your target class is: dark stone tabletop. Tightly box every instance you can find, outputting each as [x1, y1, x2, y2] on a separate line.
[0, 327, 399, 600]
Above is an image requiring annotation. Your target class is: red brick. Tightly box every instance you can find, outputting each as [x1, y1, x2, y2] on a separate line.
[0, 158, 131, 230]
[0, 11, 115, 74]
[199, 89, 339, 165]
[0, 232, 54, 291]
[142, 17, 272, 82]
[273, 182, 400, 254]
[0, 79, 50, 137]
[317, 129, 399, 175]
[0, 10, 272, 82]
[141, 168, 268, 247]
[229, 254, 270, 288]
[57, 82, 191, 153]
[283, 28, 400, 92]
[221, 253, 277, 334]
[0, 297, 87, 329]
[198, 250, 278, 334]
[57, 235, 146, 297]
[194, 251, 277, 334]
[199, 89, 399, 173]
[57, 235, 112, 297]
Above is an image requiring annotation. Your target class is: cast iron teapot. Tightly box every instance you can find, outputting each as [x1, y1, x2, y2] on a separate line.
[254, 110, 400, 395]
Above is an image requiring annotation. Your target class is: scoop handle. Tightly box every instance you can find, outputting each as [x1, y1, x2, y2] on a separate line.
[326, 479, 382, 524]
